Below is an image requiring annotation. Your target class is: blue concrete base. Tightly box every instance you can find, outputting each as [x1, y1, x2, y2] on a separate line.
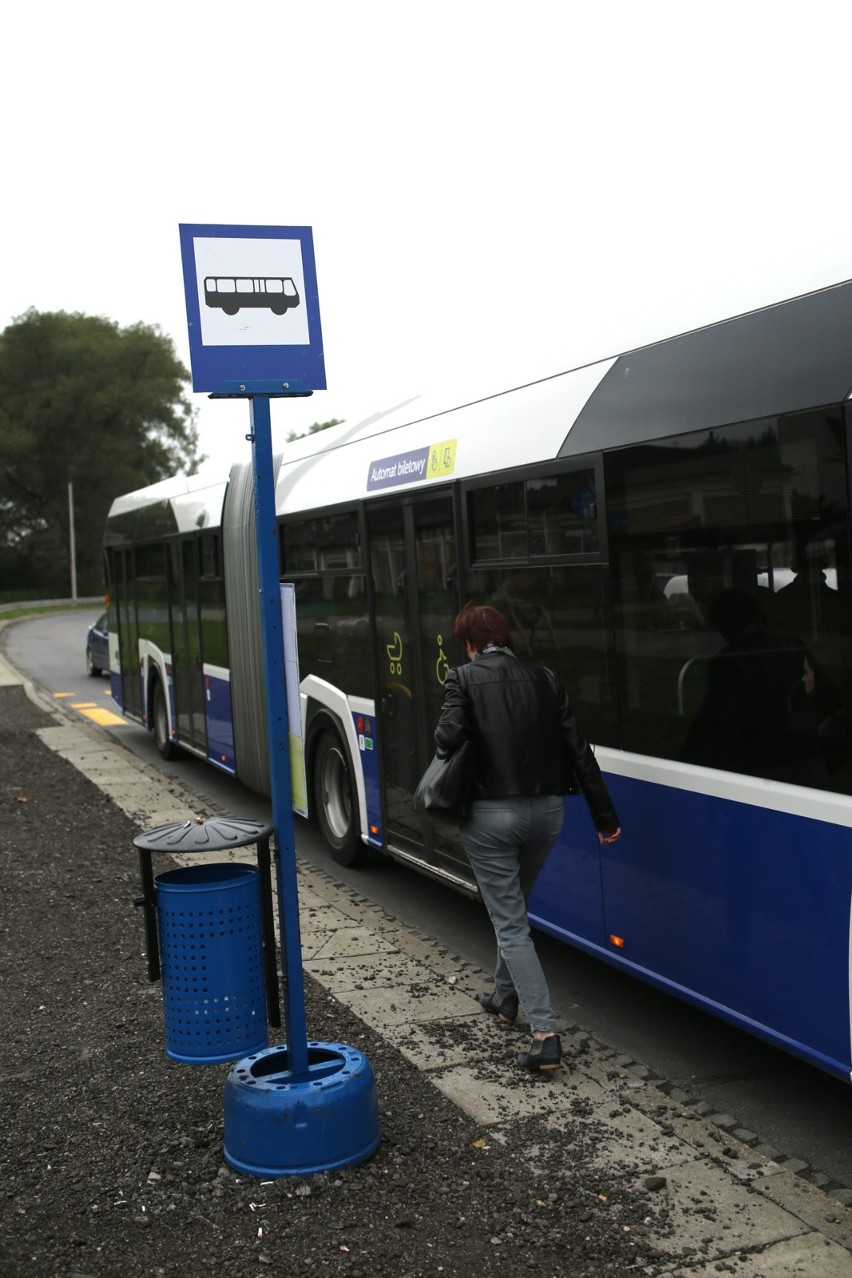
[223, 1042, 382, 1177]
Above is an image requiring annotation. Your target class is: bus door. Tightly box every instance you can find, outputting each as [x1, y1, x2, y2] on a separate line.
[367, 493, 470, 882]
[169, 538, 207, 751]
[113, 547, 142, 718]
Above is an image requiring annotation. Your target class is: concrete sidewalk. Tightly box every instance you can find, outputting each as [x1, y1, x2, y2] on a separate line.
[3, 646, 852, 1276]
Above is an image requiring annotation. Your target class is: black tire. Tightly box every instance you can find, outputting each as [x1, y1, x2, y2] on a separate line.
[86, 647, 100, 678]
[152, 679, 179, 760]
[312, 727, 366, 866]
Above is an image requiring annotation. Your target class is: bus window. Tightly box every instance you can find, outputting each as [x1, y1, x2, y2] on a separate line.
[135, 543, 169, 654]
[414, 495, 462, 742]
[470, 481, 526, 560]
[606, 410, 852, 791]
[527, 468, 598, 556]
[281, 512, 361, 574]
[467, 562, 618, 745]
[199, 533, 228, 670]
[282, 515, 370, 696]
[470, 466, 600, 562]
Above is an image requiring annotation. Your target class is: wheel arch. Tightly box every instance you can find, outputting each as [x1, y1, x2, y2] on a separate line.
[139, 642, 172, 737]
[302, 675, 370, 845]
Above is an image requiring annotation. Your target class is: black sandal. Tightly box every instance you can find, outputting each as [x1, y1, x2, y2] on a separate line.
[477, 991, 519, 1024]
[517, 1034, 562, 1071]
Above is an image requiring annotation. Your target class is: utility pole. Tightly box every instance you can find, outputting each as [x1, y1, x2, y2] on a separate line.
[68, 478, 77, 602]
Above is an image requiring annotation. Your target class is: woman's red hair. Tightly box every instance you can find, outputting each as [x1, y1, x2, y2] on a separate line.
[450, 603, 513, 653]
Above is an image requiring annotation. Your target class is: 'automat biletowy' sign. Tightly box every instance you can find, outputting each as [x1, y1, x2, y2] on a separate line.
[366, 440, 457, 491]
[179, 224, 326, 393]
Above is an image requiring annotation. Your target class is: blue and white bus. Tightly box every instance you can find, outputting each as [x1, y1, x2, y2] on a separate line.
[105, 279, 852, 1081]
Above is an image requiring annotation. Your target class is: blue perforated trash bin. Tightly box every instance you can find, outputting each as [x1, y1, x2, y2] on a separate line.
[155, 862, 269, 1064]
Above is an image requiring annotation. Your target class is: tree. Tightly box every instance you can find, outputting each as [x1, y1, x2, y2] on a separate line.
[0, 309, 202, 596]
[286, 418, 344, 442]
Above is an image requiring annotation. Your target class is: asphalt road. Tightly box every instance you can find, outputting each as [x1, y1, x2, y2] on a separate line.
[5, 609, 852, 1191]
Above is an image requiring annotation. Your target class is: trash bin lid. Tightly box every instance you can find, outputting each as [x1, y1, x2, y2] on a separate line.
[133, 816, 274, 853]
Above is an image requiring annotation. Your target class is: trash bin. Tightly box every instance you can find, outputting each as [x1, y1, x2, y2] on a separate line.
[133, 817, 278, 1065]
[155, 862, 268, 1064]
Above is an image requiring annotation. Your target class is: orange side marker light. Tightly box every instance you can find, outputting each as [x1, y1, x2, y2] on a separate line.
[609, 935, 626, 949]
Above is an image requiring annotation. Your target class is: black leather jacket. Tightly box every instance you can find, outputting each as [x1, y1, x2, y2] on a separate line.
[434, 649, 619, 833]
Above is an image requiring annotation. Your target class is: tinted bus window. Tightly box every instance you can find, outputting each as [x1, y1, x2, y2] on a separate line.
[283, 517, 371, 697]
[606, 410, 852, 791]
[415, 495, 462, 749]
[471, 482, 526, 560]
[528, 468, 598, 555]
[466, 562, 618, 744]
[199, 533, 228, 668]
[282, 512, 361, 573]
[135, 542, 169, 652]
[470, 467, 599, 561]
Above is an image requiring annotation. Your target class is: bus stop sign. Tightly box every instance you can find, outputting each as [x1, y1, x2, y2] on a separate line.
[179, 224, 326, 393]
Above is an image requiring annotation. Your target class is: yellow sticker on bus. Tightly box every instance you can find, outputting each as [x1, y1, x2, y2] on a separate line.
[427, 439, 457, 478]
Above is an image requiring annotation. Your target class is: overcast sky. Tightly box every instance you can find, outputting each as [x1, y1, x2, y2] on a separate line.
[3, 1, 850, 481]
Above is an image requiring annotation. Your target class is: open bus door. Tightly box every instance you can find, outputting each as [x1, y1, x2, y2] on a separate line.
[366, 493, 473, 887]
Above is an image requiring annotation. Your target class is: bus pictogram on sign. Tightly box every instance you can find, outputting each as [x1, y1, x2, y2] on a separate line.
[204, 275, 301, 317]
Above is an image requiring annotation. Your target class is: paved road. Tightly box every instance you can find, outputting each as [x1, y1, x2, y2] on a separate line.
[6, 609, 852, 1193]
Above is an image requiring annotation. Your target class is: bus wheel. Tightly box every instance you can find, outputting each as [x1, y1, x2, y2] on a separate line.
[152, 680, 179, 761]
[312, 729, 367, 867]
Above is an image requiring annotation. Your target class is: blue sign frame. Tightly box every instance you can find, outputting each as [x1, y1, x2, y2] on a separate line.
[179, 224, 326, 393]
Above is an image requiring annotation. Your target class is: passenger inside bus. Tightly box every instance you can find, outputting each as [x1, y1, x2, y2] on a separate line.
[769, 549, 844, 638]
[682, 588, 809, 782]
[787, 651, 852, 786]
[490, 568, 559, 653]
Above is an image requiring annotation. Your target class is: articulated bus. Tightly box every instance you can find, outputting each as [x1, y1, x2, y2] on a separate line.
[105, 280, 852, 1081]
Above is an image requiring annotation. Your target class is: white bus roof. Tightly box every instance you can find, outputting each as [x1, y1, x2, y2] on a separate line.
[107, 277, 852, 529]
[106, 473, 228, 534]
[276, 359, 615, 515]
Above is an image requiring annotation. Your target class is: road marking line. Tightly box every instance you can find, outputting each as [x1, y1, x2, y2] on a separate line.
[79, 707, 128, 726]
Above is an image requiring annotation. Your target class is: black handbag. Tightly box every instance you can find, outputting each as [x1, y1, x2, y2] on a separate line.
[412, 740, 476, 818]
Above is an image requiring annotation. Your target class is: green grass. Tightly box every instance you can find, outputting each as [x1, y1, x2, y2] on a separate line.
[0, 590, 46, 604]
[0, 600, 102, 621]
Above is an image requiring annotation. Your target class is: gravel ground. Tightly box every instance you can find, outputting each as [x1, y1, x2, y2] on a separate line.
[0, 683, 673, 1277]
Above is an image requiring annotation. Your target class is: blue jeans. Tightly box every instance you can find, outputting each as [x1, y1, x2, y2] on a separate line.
[461, 796, 564, 1033]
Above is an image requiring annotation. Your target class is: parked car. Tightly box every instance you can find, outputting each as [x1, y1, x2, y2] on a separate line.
[86, 612, 109, 677]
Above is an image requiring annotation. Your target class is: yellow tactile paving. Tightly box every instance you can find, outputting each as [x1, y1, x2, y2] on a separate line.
[77, 706, 127, 726]
[50, 691, 126, 727]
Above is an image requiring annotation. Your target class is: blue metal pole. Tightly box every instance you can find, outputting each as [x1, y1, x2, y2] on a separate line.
[248, 393, 309, 1077]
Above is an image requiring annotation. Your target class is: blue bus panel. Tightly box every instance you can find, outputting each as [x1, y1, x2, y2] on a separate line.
[530, 772, 852, 1081]
[205, 671, 236, 775]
